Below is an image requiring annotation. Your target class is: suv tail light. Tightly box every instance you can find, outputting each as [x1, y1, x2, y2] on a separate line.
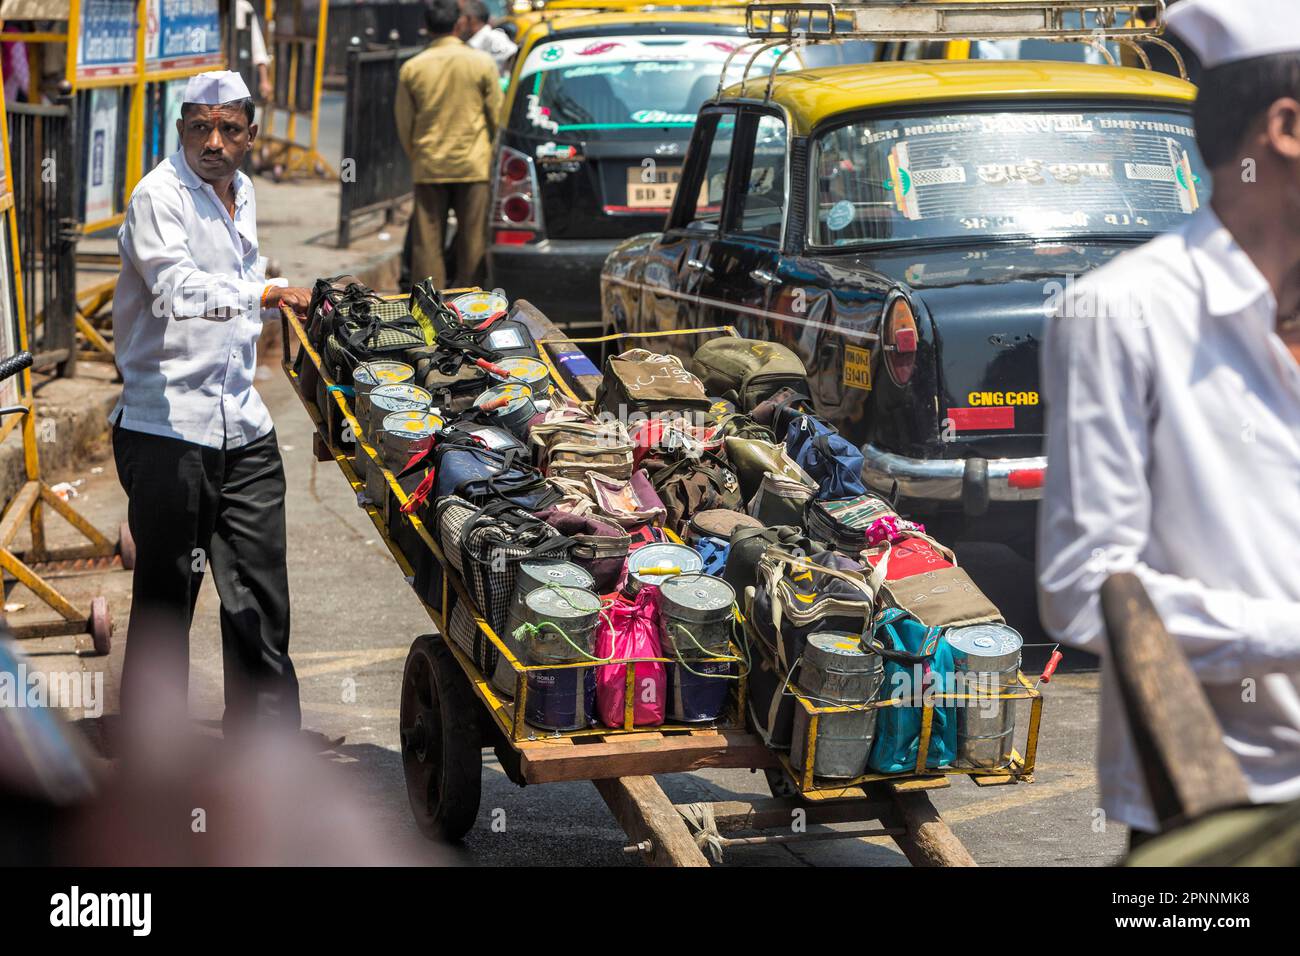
[882, 294, 919, 386]
[492, 145, 542, 241]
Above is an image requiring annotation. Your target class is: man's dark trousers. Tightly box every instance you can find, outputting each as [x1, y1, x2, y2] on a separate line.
[113, 425, 300, 734]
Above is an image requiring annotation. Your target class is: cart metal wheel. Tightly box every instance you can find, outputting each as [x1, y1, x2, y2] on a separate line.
[118, 521, 136, 570]
[90, 597, 112, 656]
[399, 634, 482, 841]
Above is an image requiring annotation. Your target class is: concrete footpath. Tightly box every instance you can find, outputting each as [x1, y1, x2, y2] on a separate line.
[5, 173, 1124, 867]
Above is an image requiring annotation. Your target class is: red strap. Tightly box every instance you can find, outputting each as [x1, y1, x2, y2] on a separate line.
[400, 468, 437, 514]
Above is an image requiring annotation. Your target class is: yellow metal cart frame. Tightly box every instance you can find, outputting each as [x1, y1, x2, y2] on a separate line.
[279, 296, 1045, 866]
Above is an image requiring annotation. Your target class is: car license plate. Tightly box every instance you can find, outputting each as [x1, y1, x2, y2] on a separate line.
[626, 165, 683, 209]
[843, 346, 873, 391]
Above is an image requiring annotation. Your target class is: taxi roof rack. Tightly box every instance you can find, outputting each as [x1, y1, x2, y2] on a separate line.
[728, 1, 1185, 100]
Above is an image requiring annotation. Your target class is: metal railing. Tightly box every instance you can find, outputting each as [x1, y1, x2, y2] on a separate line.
[336, 35, 421, 247]
[319, 1, 430, 80]
[6, 89, 80, 378]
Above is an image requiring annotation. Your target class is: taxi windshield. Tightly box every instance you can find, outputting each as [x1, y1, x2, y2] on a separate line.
[513, 35, 786, 137]
[811, 107, 1209, 248]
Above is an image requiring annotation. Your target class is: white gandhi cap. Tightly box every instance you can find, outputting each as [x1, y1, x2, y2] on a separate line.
[1166, 0, 1300, 69]
[182, 70, 252, 106]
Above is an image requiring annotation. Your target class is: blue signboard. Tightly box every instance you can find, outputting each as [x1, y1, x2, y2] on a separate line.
[77, 0, 138, 79]
[147, 0, 224, 70]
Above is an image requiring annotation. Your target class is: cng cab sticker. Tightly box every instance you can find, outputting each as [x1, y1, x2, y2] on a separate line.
[843, 346, 873, 391]
[967, 390, 1039, 406]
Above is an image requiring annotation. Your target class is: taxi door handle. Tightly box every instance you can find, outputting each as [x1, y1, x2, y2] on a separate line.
[686, 258, 713, 274]
[750, 268, 779, 287]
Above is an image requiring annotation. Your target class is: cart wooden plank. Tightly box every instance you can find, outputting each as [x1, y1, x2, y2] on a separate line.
[518, 729, 777, 784]
[594, 776, 709, 867]
[887, 787, 978, 867]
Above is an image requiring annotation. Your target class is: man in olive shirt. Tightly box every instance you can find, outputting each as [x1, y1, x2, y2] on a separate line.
[395, 0, 503, 289]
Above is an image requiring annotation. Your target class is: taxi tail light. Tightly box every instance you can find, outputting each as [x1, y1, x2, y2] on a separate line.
[1008, 468, 1045, 490]
[493, 146, 542, 237]
[882, 296, 919, 386]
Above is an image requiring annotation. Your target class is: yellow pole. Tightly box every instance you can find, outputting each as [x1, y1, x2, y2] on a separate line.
[309, 0, 329, 154]
[65, 0, 82, 86]
[125, 0, 149, 197]
[0, 97, 39, 485]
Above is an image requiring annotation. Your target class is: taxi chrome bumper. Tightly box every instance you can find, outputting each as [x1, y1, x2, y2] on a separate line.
[861, 443, 1047, 515]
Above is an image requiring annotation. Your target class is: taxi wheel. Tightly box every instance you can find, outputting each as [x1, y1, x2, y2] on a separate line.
[400, 634, 482, 841]
[89, 597, 112, 656]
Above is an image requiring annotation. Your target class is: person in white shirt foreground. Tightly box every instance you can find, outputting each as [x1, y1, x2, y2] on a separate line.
[460, 0, 517, 75]
[1037, 0, 1300, 846]
[111, 71, 313, 739]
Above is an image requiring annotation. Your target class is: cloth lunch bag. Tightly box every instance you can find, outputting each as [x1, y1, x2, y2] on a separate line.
[587, 470, 668, 529]
[721, 524, 817, 598]
[865, 607, 957, 773]
[724, 435, 818, 503]
[783, 414, 867, 500]
[597, 349, 713, 417]
[863, 532, 956, 586]
[688, 338, 809, 412]
[686, 508, 762, 547]
[878, 566, 1004, 629]
[750, 387, 817, 437]
[434, 496, 572, 640]
[647, 452, 744, 537]
[533, 418, 635, 482]
[594, 586, 667, 729]
[325, 298, 427, 386]
[747, 470, 816, 527]
[748, 549, 875, 750]
[535, 508, 631, 594]
[805, 494, 899, 555]
[428, 436, 560, 513]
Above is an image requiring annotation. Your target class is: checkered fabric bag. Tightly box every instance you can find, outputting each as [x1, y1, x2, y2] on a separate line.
[435, 497, 573, 636]
[446, 599, 501, 679]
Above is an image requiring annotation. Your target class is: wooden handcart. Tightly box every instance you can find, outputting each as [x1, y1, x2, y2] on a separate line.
[280, 295, 1049, 867]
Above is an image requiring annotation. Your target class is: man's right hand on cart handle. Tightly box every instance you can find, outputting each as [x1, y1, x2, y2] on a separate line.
[265, 284, 312, 314]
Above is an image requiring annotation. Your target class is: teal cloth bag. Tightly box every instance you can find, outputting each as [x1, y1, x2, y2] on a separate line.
[865, 607, 957, 773]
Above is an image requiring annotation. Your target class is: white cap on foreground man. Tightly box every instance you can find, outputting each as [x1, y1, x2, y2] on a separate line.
[110, 70, 320, 744]
[1036, 0, 1300, 845]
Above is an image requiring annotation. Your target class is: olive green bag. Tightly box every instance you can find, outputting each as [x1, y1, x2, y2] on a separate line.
[689, 338, 810, 413]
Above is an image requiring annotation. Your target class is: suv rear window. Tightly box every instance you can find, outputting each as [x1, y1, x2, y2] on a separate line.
[511, 34, 784, 137]
[811, 107, 1209, 247]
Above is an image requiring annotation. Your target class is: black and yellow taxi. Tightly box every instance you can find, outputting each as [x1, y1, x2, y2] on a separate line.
[600, 1, 1204, 551]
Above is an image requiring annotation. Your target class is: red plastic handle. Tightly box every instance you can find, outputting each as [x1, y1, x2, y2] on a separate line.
[480, 394, 512, 411]
[1040, 650, 1064, 683]
[475, 357, 511, 378]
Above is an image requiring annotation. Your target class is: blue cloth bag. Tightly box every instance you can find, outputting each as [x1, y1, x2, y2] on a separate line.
[783, 415, 867, 500]
[865, 607, 957, 773]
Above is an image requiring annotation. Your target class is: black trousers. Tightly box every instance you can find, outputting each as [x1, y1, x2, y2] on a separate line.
[113, 426, 300, 735]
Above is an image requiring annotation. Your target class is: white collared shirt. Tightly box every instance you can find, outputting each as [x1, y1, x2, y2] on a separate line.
[467, 24, 517, 72]
[1038, 206, 1300, 832]
[111, 150, 285, 450]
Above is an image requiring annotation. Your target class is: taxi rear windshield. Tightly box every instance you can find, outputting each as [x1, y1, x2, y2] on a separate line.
[512, 35, 784, 137]
[811, 108, 1209, 247]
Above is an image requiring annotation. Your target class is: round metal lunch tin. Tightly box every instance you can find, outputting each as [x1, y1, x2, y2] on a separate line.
[623, 543, 703, 598]
[791, 632, 884, 780]
[493, 561, 595, 699]
[352, 361, 414, 434]
[363, 383, 431, 441]
[474, 382, 536, 439]
[658, 573, 735, 660]
[452, 290, 509, 321]
[946, 624, 1023, 770]
[490, 356, 551, 396]
[376, 410, 443, 470]
[519, 585, 602, 731]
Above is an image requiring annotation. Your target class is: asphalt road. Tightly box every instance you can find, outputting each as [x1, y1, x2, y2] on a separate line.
[18, 363, 1123, 867]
